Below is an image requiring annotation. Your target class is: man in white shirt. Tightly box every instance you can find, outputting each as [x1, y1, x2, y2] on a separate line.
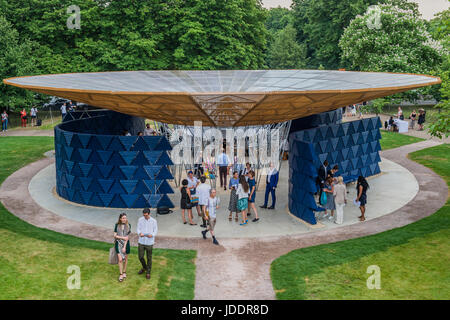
[196, 176, 211, 228]
[60, 103, 67, 121]
[217, 149, 230, 190]
[136, 208, 158, 279]
[187, 170, 201, 220]
[30, 106, 38, 126]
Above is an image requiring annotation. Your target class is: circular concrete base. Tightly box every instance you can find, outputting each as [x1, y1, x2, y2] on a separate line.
[28, 158, 419, 238]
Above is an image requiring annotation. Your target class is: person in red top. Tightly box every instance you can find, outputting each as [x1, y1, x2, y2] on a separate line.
[20, 108, 27, 127]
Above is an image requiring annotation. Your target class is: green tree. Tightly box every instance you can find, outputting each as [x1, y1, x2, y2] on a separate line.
[0, 15, 38, 110]
[265, 6, 293, 35]
[267, 25, 307, 69]
[339, 1, 443, 74]
[292, 0, 381, 69]
[0, 0, 268, 73]
[172, 0, 267, 69]
[428, 9, 450, 139]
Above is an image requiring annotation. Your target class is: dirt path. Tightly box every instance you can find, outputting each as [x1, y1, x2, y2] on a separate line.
[1, 129, 54, 136]
[0, 140, 447, 300]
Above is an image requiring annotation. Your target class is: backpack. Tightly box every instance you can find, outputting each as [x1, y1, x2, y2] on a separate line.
[157, 207, 173, 215]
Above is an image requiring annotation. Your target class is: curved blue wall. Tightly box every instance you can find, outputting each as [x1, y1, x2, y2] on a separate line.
[288, 112, 382, 225]
[54, 110, 174, 209]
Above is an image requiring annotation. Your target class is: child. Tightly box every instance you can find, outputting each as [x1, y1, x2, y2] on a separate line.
[201, 189, 220, 245]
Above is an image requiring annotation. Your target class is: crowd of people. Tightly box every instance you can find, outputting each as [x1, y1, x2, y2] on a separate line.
[385, 106, 427, 132]
[179, 153, 279, 245]
[316, 160, 370, 223]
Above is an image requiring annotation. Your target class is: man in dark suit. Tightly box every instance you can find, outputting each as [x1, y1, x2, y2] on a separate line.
[317, 160, 329, 202]
[260, 163, 279, 209]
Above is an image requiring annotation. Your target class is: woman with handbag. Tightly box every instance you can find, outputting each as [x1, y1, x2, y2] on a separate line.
[114, 213, 131, 282]
[322, 177, 336, 221]
[180, 179, 196, 225]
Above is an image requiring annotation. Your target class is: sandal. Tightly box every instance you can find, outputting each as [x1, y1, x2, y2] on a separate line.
[190, 223, 197, 225]
[118, 274, 124, 282]
[123, 272, 127, 279]
[359, 217, 366, 221]
[183, 221, 187, 224]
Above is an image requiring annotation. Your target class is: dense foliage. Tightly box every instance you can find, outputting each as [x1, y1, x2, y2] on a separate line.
[291, 0, 381, 69]
[0, 0, 268, 110]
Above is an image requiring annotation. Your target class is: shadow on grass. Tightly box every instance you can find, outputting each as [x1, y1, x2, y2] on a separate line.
[271, 143, 450, 300]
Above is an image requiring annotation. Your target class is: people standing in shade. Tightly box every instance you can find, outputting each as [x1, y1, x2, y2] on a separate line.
[409, 110, 417, 129]
[114, 213, 131, 282]
[260, 162, 279, 209]
[30, 106, 38, 126]
[328, 165, 339, 183]
[317, 160, 328, 200]
[356, 176, 370, 222]
[1, 110, 8, 132]
[137, 208, 158, 280]
[322, 177, 336, 221]
[248, 170, 259, 222]
[237, 175, 250, 225]
[228, 171, 240, 221]
[197, 176, 211, 228]
[187, 170, 201, 221]
[333, 176, 347, 225]
[217, 148, 230, 190]
[20, 108, 27, 127]
[144, 123, 155, 136]
[201, 189, 220, 245]
[180, 179, 195, 225]
[60, 103, 67, 121]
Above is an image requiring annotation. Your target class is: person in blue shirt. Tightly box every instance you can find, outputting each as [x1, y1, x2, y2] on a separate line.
[260, 163, 279, 209]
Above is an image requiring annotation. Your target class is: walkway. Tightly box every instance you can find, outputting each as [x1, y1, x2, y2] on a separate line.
[0, 140, 447, 299]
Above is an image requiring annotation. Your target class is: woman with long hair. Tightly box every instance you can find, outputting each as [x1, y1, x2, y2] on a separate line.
[236, 175, 250, 225]
[180, 179, 195, 225]
[114, 213, 131, 282]
[356, 176, 370, 221]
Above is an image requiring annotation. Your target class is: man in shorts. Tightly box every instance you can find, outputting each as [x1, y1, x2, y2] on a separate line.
[30, 106, 38, 126]
[201, 189, 220, 245]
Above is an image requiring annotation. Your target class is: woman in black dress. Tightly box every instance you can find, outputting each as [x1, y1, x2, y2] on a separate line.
[356, 176, 370, 221]
[417, 109, 426, 131]
[180, 179, 195, 225]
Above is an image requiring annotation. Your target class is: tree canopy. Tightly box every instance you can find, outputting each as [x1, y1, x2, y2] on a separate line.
[0, 0, 268, 109]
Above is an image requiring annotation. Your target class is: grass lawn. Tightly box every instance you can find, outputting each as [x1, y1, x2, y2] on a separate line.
[380, 130, 425, 150]
[0, 137, 196, 300]
[271, 143, 449, 300]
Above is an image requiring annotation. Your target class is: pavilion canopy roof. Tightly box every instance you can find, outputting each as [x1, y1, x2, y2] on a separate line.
[3, 70, 440, 127]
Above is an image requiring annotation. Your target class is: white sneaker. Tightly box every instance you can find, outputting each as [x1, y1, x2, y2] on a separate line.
[328, 215, 334, 221]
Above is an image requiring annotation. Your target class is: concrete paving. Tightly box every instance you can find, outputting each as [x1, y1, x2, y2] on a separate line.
[28, 157, 418, 238]
[0, 140, 447, 300]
